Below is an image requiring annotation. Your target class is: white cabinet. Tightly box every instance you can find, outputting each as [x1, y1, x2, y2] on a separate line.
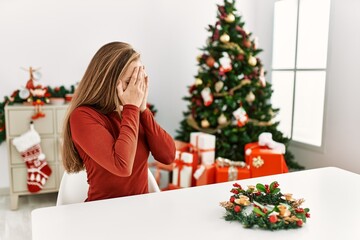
[5, 104, 68, 210]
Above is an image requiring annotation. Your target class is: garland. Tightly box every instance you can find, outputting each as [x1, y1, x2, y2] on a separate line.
[220, 181, 310, 230]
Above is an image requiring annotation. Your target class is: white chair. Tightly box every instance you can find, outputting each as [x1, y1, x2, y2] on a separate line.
[56, 168, 160, 206]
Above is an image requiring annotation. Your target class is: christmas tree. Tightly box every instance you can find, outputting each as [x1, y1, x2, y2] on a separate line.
[176, 0, 303, 170]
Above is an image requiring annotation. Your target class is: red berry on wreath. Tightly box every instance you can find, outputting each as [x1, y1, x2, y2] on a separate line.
[230, 196, 235, 203]
[306, 213, 311, 218]
[233, 183, 241, 188]
[269, 215, 278, 223]
[297, 220, 303, 227]
[234, 205, 241, 213]
[295, 208, 304, 213]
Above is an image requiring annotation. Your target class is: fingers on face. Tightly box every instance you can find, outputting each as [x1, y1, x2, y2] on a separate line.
[130, 66, 140, 85]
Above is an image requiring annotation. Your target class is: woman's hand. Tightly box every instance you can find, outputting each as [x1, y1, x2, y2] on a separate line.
[117, 66, 146, 108]
[140, 69, 149, 112]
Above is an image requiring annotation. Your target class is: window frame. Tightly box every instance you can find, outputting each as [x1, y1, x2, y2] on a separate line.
[271, 0, 331, 152]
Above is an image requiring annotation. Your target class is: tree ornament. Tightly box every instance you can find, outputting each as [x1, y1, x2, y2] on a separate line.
[219, 52, 232, 73]
[218, 114, 227, 125]
[248, 56, 257, 66]
[201, 87, 213, 106]
[194, 78, 203, 86]
[233, 106, 248, 127]
[237, 54, 244, 61]
[206, 56, 215, 68]
[243, 39, 252, 48]
[220, 33, 230, 43]
[224, 13, 235, 23]
[201, 119, 210, 128]
[214, 81, 224, 93]
[245, 91, 256, 104]
[196, 55, 203, 62]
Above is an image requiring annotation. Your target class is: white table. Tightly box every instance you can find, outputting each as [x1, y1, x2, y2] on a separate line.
[32, 167, 360, 240]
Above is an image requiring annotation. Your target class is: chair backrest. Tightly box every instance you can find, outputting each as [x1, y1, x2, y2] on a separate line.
[56, 168, 160, 206]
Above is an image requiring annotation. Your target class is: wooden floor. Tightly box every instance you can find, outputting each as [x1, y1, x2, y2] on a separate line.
[0, 192, 57, 240]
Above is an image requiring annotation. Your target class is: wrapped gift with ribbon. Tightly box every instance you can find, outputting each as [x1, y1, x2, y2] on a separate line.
[193, 163, 216, 186]
[215, 157, 250, 183]
[171, 151, 194, 188]
[190, 132, 216, 166]
[244, 132, 288, 178]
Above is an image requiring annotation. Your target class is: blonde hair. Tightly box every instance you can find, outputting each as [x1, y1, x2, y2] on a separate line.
[62, 42, 140, 172]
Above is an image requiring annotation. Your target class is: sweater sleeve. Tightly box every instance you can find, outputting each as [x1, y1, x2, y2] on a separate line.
[140, 109, 176, 165]
[70, 105, 140, 177]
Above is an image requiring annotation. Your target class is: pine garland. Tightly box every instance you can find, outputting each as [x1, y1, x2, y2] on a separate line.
[220, 181, 310, 230]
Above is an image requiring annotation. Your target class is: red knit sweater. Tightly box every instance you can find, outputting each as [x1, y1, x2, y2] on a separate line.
[69, 105, 175, 201]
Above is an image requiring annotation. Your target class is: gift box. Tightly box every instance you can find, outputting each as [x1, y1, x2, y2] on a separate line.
[215, 157, 251, 183]
[245, 142, 288, 178]
[171, 151, 194, 188]
[193, 164, 216, 186]
[151, 140, 199, 189]
[190, 132, 216, 166]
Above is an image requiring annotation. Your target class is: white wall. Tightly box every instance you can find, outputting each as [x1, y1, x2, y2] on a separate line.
[288, 0, 360, 174]
[0, 0, 259, 188]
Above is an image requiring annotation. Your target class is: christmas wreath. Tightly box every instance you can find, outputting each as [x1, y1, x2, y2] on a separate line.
[220, 181, 310, 230]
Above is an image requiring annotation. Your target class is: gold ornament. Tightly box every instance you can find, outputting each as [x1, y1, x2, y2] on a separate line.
[214, 81, 224, 93]
[248, 56, 257, 66]
[225, 13, 235, 23]
[234, 196, 251, 206]
[245, 91, 255, 103]
[201, 119, 210, 128]
[220, 33, 230, 43]
[194, 78, 203, 86]
[217, 114, 227, 125]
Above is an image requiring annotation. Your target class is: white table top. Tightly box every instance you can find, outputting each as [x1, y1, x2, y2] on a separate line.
[32, 167, 360, 240]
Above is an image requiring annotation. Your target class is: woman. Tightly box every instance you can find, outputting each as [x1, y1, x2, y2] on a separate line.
[62, 42, 176, 201]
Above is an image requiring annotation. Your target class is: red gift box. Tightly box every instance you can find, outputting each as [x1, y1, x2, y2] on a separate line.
[215, 158, 250, 183]
[193, 164, 216, 186]
[245, 142, 288, 178]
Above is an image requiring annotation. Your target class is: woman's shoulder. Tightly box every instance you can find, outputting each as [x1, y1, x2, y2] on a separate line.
[70, 105, 107, 123]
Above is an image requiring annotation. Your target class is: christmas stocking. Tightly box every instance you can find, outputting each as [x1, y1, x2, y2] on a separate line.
[12, 123, 52, 193]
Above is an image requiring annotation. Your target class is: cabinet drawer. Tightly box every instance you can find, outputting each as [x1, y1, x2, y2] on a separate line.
[10, 138, 56, 164]
[56, 108, 67, 134]
[7, 109, 54, 136]
[11, 164, 57, 193]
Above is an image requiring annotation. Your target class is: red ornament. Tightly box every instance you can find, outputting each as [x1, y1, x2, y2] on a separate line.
[237, 54, 244, 61]
[243, 40, 252, 48]
[206, 56, 215, 68]
[297, 220, 303, 227]
[234, 205, 241, 213]
[269, 215, 278, 223]
[230, 196, 235, 203]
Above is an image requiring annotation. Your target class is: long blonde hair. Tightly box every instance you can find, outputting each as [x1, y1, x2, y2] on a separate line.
[62, 42, 140, 172]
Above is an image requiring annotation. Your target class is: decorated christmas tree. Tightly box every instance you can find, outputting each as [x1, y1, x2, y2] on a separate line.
[176, 0, 303, 169]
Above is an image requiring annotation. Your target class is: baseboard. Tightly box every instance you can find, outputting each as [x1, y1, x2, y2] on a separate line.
[0, 187, 10, 196]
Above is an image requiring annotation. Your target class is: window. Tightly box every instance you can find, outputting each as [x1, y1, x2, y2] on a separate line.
[271, 0, 331, 148]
